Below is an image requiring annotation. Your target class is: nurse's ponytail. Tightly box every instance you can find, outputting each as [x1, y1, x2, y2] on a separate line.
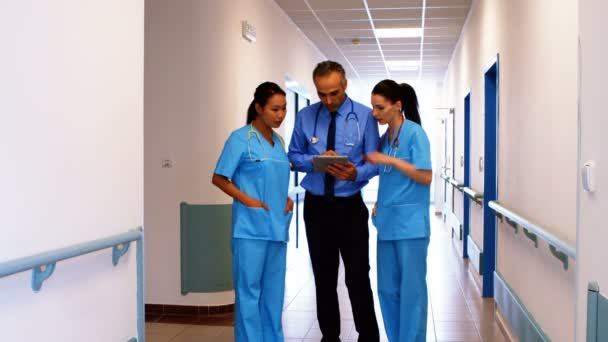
[247, 82, 287, 124]
[371, 79, 422, 125]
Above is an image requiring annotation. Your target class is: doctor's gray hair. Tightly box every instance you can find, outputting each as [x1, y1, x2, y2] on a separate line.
[247, 82, 286, 124]
[312, 60, 346, 81]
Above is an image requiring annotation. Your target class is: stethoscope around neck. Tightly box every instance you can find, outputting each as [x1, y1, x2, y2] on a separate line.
[380, 114, 405, 173]
[310, 98, 360, 147]
[246, 124, 287, 162]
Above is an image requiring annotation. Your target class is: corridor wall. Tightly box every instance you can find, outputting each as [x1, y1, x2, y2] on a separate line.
[576, 0, 608, 340]
[439, 0, 578, 340]
[144, 0, 325, 306]
[0, 1, 144, 340]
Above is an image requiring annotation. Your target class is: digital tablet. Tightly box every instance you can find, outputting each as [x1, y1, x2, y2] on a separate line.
[312, 155, 349, 173]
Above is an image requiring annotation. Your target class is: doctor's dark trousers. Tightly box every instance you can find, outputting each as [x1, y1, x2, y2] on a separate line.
[304, 191, 380, 342]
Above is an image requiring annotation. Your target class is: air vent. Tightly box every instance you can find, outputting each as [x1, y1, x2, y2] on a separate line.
[334, 38, 377, 45]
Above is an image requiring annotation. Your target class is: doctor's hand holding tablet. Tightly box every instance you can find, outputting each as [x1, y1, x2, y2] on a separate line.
[312, 150, 358, 181]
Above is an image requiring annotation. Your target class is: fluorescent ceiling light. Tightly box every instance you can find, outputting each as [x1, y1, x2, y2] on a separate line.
[375, 28, 423, 38]
[385, 60, 420, 71]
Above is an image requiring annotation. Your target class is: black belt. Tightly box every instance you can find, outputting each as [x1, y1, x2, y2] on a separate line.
[305, 191, 362, 203]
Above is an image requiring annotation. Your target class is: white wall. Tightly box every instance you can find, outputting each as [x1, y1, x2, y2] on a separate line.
[440, 0, 578, 340]
[144, 0, 325, 306]
[0, 1, 143, 340]
[576, 0, 608, 340]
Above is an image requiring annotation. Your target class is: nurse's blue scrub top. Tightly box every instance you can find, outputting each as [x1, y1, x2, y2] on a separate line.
[214, 125, 292, 242]
[373, 120, 432, 240]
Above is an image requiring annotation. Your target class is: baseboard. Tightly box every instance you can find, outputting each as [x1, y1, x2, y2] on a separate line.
[467, 235, 483, 275]
[495, 304, 517, 342]
[146, 303, 234, 316]
[493, 272, 549, 341]
[447, 211, 462, 241]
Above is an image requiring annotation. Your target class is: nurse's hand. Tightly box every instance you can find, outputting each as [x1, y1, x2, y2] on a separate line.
[326, 162, 357, 181]
[284, 197, 294, 214]
[364, 152, 390, 165]
[242, 197, 269, 210]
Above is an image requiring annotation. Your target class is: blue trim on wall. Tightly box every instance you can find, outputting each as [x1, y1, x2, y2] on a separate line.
[482, 57, 499, 298]
[463, 92, 471, 259]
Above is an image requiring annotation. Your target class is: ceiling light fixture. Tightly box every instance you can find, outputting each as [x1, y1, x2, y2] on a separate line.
[362, 0, 390, 78]
[418, 0, 427, 80]
[375, 28, 423, 39]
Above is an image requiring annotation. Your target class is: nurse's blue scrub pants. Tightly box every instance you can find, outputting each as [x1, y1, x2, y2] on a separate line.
[232, 238, 287, 342]
[377, 238, 430, 342]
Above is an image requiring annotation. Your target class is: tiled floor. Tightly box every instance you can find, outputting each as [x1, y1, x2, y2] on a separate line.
[146, 204, 509, 342]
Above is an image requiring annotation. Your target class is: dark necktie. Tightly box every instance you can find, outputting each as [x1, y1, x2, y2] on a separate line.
[324, 112, 337, 198]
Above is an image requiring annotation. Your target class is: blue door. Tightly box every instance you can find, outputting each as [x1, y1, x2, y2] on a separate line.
[482, 57, 499, 298]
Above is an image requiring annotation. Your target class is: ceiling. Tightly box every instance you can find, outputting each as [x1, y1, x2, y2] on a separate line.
[274, 0, 471, 82]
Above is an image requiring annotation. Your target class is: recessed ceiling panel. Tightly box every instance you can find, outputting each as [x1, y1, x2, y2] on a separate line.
[274, 0, 471, 81]
[367, 0, 423, 8]
[315, 9, 368, 21]
[426, 0, 471, 7]
[425, 27, 463, 36]
[371, 8, 424, 20]
[373, 19, 423, 29]
[426, 7, 469, 19]
[383, 51, 421, 58]
[307, 0, 365, 10]
[328, 29, 375, 39]
[324, 20, 374, 30]
[286, 10, 316, 22]
[378, 37, 421, 45]
[273, 0, 310, 11]
[426, 18, 467, 28]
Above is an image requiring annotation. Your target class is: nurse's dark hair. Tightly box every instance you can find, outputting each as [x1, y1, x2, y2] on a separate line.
[372, 79, 421, 125]
[247, 82, 286, 124]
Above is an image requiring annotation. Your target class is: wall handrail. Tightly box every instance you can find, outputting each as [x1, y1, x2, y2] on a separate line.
[488, 201, 576, 269]
[0, 229, 142, 281]
[463, 186, 483, 205]
[449, 178, 464, 191]
[0, 228, 144, 342]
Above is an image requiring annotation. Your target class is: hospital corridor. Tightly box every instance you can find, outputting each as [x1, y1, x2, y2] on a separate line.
[144, 206, 508, 341]
[1, 0, 608, 342]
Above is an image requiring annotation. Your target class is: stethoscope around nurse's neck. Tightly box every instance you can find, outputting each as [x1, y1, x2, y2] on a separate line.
[246, 124, 287, 162]
[380, 114, 405, 173]
[310, 97, 360, 147]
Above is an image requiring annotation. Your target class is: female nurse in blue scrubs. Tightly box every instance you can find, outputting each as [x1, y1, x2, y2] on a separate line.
[212, 82, 294, 342]
[365, 80, 433, 342]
